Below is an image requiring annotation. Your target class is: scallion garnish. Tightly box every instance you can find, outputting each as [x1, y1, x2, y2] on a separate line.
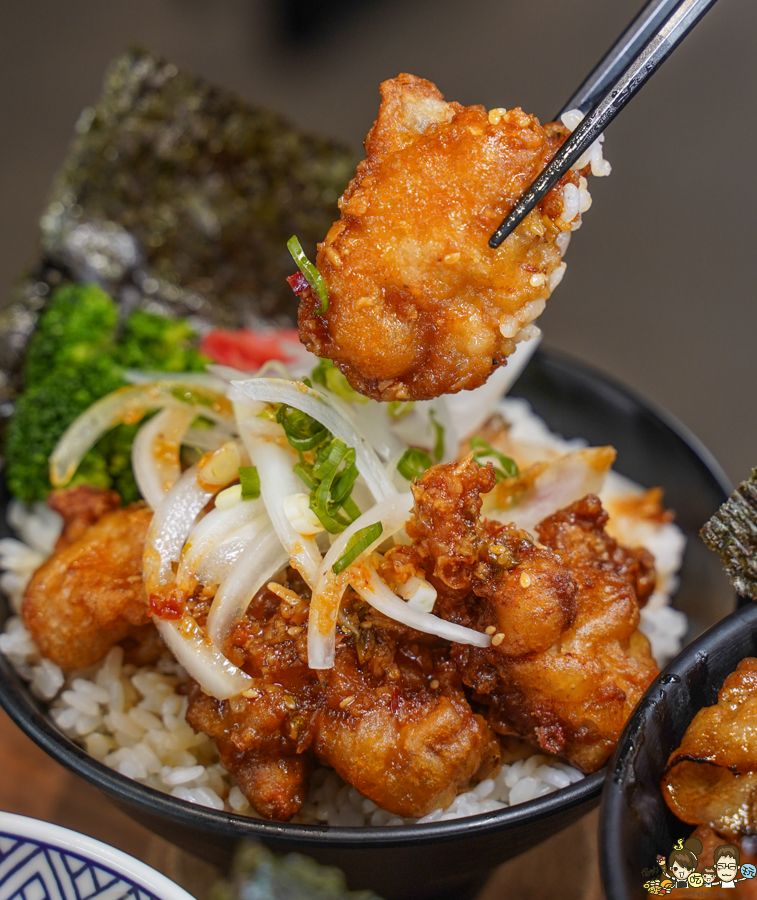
[239, 465, 260, 500]
[332, 523, 383, 575]
[387, 400, 415, 420]
[287, 235, 329, 314]
[311, 358, 368, 404]
[469, 437, 519, 482]
[276, 404, 329, 451]
[397, 448, 433, 481]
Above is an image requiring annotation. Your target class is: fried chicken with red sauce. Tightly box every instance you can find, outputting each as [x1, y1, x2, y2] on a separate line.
[400, 456, 658, 773]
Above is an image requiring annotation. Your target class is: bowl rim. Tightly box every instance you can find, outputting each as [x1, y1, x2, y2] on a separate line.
[598, 601, 757, 899]
[0, 809, 195, 900]
[0, 347, 731, 847]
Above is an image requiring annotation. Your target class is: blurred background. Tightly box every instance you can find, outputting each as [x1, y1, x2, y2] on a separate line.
[0, 0, 754, 484]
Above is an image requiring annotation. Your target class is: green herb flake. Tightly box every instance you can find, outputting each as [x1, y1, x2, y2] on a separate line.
[397, 448, 433, 481]
[332, 523, 383, 575]
[387, 400, 415, 420]
[469, 437, 519, 482]
[239, 465, 260, 500]
[287, 235, 329, 314]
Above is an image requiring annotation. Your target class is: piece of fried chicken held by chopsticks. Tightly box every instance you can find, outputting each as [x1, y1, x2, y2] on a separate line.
[297, 73, 603, 401]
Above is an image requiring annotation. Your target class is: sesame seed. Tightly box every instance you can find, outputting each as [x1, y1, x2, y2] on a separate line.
[429, 679, 440, 690]
[520, 571, 532, 588]
[326, 247, 342, 267]
[242, 688, 260, 699]
[355, 296, 374, 310]
[287, 626, 302, 636]
[339, 695, 356, 709]
[491, 633, 505, 647]
[485, 625, 497, 635]
[284, 695, 297, 710]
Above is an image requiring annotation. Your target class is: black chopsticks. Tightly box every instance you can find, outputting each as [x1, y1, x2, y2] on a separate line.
[488, 0, 720, 249]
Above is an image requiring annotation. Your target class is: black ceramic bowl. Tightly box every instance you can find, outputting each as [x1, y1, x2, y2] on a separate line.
[0, 348, 734, 900]
[599, 601, 757, 900]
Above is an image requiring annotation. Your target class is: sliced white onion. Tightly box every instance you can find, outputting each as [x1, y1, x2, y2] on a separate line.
[241, 430, 322, 588]
[50, 382, 232, 487]
[206, 526, 289, 648]
[132, 407, 196, 510]
[492, 446, 616, 535]
[353, 563, 491, 648]
[397, 576, 437, 613]
[175, 499, 266, 588]
[143, 466, 214, 596]
[231, 378, 396, 501]
[308, 492, 414, 669]
[442, 335, 542, 443]
[155, 615, 253, 700]
[195, 521, 269, 586]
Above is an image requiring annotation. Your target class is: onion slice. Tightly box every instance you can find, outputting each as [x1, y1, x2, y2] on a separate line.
[241, 429, 322, 588]
[50, 381, 232, 487]
[231, 378, 396, 501]
[132, 407, 196, 510]
[308, 492, 414, 668]
[155, 615, 253, 700]
[353, 563, 491, 648]
[206, 526, 288, 647]
[143, 466, 214, 596]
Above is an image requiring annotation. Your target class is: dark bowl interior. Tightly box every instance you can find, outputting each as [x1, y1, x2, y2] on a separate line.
[599, 601, 757, 900]
[0, 348, 734, 900]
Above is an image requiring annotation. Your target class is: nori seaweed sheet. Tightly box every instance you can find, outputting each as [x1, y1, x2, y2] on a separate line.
[0, 48, 356, 441]
[701, 469, 757, 600]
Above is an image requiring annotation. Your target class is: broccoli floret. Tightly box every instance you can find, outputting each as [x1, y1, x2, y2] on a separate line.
[115, 309, 208, 372]
[5, 282, 207, 504]
[6, 357, 126, 503]
[23, 283, 117, 387]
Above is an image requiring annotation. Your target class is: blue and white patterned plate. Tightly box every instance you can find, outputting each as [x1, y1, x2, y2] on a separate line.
[0, 813, 195, 900]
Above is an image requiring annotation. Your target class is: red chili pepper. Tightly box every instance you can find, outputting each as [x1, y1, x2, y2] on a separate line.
[286, 271, 310, 295]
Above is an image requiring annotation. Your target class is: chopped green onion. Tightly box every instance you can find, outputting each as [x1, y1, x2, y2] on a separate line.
[397, 448, 433, 481]
[239, 465, 260, 500]
[469, 437, 519, 482]
[387, 400, 415, 420]
[332, 523, 384, 575]
[310, 439, 360, 533]
[429, 410, 445, 462]
[276, 404, 329, 452]
[311, 358, 368, 405]
[287, 235, 329, 314]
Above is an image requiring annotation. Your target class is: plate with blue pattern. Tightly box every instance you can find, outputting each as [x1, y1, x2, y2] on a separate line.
[0, 813, 194, 900]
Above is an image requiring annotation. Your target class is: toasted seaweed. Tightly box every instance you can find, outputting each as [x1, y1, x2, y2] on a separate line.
[701, 469, 757, 600]
[0, 49, 356, 450]
[40, 48, 356, 327]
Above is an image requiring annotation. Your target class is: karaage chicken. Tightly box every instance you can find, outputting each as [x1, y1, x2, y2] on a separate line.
[297, 73, 593, 401]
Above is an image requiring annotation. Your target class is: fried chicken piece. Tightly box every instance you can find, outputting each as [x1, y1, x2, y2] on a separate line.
[662, 658, 757, 839]
[298, 73, 582, 401]
[186, 579, 319, 821]
[47, 485, 121, 550]
[185, 681, 312, 822]
[22, 502, 152, 669]
[315, 626, 499, 819]
[406, 457, 658, 772]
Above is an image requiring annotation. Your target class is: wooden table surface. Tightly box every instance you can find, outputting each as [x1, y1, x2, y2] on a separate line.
[0, 706, 603, 899]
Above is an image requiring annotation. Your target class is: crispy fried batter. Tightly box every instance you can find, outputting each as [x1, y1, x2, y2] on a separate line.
[298, 73, 580, 401]
[22, 500, 152, 669]
[406, 457, 658, 773]
[184, 580, 498, 820]
[662, 658, 757, 839]
[47, 485, 122, 550]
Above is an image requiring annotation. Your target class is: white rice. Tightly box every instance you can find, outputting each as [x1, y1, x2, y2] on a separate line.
[0, 398, 686, 824]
